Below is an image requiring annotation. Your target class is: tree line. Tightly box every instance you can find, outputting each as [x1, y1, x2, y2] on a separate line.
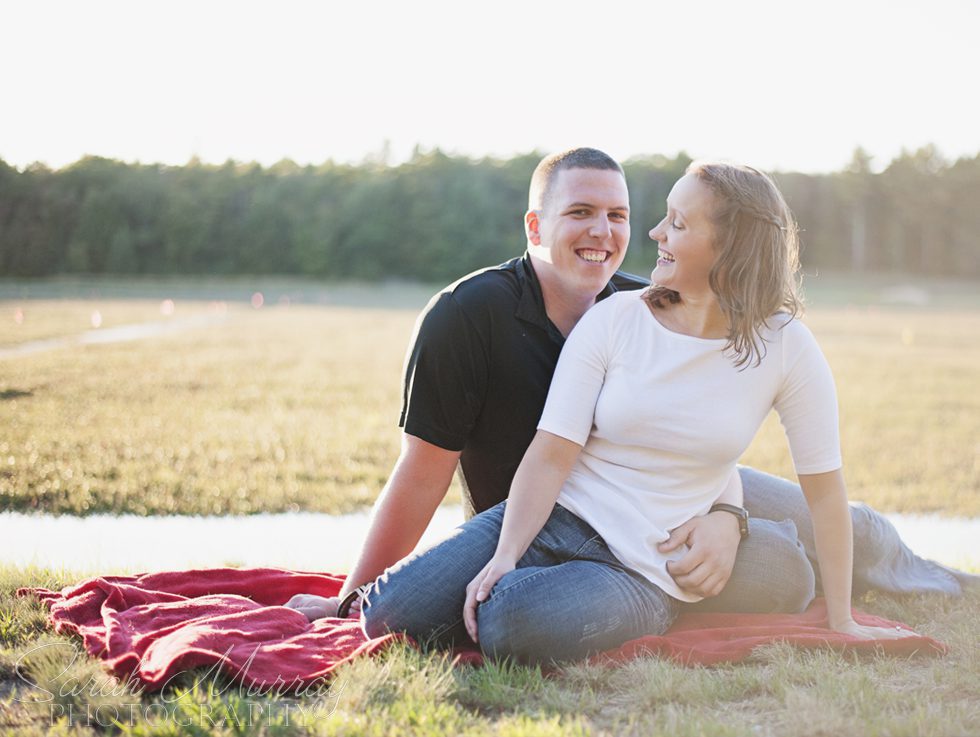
[0, 145, 976, 281]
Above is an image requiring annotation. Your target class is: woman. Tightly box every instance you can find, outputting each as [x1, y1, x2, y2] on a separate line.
[360, 162, 909, 663]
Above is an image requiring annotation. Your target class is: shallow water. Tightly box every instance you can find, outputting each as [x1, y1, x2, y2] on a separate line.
[0, 506, 976, 574]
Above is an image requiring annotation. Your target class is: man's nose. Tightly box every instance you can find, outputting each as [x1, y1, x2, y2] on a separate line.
[589, 216, 612, 238]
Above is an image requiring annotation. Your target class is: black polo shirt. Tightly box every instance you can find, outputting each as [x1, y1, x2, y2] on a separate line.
[399, 253, 648, 516]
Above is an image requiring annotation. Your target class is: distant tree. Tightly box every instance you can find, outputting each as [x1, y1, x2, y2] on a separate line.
[0, 148, 975, 279]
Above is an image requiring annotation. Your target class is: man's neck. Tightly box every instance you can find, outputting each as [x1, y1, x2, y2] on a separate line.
[532, 260, 600, 338]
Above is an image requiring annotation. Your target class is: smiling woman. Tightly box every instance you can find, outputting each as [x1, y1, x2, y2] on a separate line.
[646, 162, 803, 367]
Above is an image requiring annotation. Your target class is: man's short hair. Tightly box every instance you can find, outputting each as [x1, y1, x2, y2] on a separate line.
[528, 148, 624, 211]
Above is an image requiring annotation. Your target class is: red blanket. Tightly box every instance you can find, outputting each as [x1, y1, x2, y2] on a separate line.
[19, 567, 945, 692]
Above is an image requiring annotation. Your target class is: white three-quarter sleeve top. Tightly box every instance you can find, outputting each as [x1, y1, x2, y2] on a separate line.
[537, 290, 842, 602]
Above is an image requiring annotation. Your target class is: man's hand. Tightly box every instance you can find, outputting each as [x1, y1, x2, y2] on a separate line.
[284, 594, 341, 621]
[658, 511, 741, 597]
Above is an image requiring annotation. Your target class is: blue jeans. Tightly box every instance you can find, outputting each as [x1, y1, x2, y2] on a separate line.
[361, 500, 815, 664]
[737, 467, 966, 596]
[363, 468, 967, 665]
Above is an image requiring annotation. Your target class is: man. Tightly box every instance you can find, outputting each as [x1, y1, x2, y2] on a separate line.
[289, 148, 971, 621]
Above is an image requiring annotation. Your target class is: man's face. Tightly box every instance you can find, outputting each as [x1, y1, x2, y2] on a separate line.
[526, 168, 630, 297]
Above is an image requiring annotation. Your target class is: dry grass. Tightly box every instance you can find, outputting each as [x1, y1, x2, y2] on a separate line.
[2, 564, 978, 737]
[1, 276, 979, 736]
[1, 285, 978, 516]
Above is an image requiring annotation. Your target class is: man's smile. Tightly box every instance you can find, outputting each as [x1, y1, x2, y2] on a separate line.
[576, 249, 610, 264]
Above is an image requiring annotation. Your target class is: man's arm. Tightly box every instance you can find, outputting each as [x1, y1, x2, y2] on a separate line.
[340, 433, 462, 598]
[658, 469, 743, 597]
[286, 433, 460, 619]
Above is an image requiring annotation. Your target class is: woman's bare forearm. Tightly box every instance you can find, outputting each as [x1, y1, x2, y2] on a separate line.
[799, 469, 854, 629]
[492, 431, 583, 563]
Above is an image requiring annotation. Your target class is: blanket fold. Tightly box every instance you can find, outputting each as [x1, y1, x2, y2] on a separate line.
[18, 567, 945, 692]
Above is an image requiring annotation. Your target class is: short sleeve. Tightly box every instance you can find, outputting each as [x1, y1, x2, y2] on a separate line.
[536, 297, 615, 446]
[399, 292, 489, 451]
[773, 321, 843, 475]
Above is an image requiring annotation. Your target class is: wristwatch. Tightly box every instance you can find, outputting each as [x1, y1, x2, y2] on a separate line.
[709, 503, 750, 539]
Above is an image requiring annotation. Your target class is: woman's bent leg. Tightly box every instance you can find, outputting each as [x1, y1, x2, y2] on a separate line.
[686, 518, 814, 614]
[475, 512, 680, 669]
[476, 558, 677, 665]
[361, 501, 601, 647]
[738, 466, 964, 596]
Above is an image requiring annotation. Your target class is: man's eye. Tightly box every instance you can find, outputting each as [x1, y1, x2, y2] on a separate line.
[671, 221, 683, 230]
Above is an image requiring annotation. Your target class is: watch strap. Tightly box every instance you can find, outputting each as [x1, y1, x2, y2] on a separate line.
[709, 503, 750, 539]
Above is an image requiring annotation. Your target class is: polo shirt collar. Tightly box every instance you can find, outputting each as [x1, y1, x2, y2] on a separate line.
[514, 251, 619, 338]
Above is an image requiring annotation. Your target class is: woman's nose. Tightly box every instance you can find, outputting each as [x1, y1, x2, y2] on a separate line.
[649, 220, 665, 242]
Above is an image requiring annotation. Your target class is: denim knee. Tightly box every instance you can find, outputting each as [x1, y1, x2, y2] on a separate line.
[476, 598, 548, 665]
[360, 581, 398, 639]
[756, 519, 815, 613]
[360, 571, 436, 641]
[700, 517, 815, 614]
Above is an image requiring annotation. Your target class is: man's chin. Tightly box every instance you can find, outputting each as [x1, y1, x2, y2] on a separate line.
[573, 268, 615, 296]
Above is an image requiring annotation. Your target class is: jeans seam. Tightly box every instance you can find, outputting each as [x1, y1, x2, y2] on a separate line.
[487, 560, 580, 602]
[566, 533, 602, 562]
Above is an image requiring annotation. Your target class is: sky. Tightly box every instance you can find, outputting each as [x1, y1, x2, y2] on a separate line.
[2, 0, 978, 174]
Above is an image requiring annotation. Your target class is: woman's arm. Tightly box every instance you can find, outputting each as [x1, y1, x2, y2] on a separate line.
[799, 469, 911, 639]
[463, 430, 582, 641]
[658, 468, 743, 597]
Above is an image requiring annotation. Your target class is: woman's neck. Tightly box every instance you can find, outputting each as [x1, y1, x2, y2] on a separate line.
[653, 292, 729, 339]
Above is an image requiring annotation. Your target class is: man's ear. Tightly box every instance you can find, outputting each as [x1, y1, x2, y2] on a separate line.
[525, 210, 542, 245]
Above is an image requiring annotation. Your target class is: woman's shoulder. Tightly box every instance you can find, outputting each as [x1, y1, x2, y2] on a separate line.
[600, 288, 647, 311]
[764, 312, 814, 339]
[569, 290, 648, 340]
[762, 314, 825, 370]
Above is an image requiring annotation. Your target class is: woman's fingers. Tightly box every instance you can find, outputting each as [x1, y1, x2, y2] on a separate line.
[464, 559, 515, 643]
[464, 562, 493, 642]
[833, 619, 919, 640]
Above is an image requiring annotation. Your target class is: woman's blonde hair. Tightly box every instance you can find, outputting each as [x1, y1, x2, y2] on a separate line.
[644, 161, 803, 368]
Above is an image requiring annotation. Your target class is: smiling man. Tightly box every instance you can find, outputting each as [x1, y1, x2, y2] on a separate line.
[287, 148, 973, 622]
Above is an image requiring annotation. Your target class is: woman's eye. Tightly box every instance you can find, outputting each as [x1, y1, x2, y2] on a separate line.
[671, 221, 683, 230]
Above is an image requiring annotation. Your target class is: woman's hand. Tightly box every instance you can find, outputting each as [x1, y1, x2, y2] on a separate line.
[284, 593, 341, 621]
[463, 556, 516, 643]
[830, 617, 918, 640]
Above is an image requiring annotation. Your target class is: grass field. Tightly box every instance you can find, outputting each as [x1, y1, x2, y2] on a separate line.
[1, 276, 979, 736]
[1, 278, 978, 516]
[1, 565, 978, 737]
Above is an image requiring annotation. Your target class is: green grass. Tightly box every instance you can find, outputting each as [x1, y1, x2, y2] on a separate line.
[1, 280, 979, 516]
[1, 274, 979, 734]
[1, 564, 978, 737]
[0, 301, 464, 515]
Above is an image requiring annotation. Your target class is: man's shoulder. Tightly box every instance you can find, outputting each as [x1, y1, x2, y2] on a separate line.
[430, 257, 524, 314]
[447, 257, 524, 300]
[609, 270, 649, 293]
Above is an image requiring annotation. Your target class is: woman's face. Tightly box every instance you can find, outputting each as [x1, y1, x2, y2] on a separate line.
[648, 173, 718, 297]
